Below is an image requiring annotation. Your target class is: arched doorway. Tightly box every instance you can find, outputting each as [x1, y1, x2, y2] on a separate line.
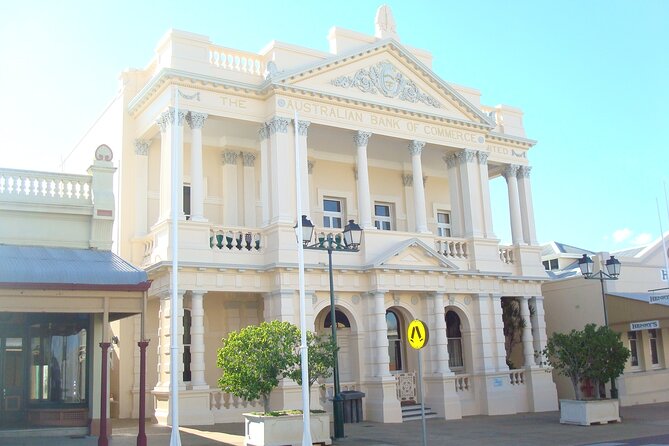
[445, 310, 464, 371]
[386, 309, 404, 372]
[317, 307, 355, 384]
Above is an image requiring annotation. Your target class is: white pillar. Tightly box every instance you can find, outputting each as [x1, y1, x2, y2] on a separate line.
[176, 290, 186, 387]
[190, 290, 208, 389]
[502, 164, 524, 245]
[401, 174, 415, 232]
[241, 152, 257, 227]
[520, 296, 536, 367]
[263, 290, 297, 325]
[491, 294, 509, 371]
[517, 166, 538, 245]
[156, 295, 170, 389]
[457, 149, 483, 238]
[477, 151, 495, 238]
[475, 294, 496, 373]
[369, 290, 391, 377]
[259, 125, 270, 226]
[443, 153, 463, 237]
[408, 140, 429, 233]
[222, 151, 239, 226]
[296, 120, 311, 220]
[530, 296, 548, 366]
[429, 292, 451, 375]
[133, 139, 149, 235]
[268, 117, 294, 224]
[354, 131, 374, 229]
[186, 112, 208, 222]
[157, 111, 180, 223]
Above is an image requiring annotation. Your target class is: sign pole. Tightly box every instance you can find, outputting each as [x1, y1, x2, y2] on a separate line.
[407, 319, 429, 446]
[418, 348, 427, 446]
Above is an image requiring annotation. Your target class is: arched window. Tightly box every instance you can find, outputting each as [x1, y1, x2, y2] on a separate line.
[183, 309, 191, 382]
[386, 310, 403, 371]
[446, 311, 464, 370]
[323, 310, 351, 328]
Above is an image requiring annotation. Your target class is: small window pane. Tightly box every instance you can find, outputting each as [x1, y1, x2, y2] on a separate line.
[375, 205, 390, 217]
[324, 199, 341, 212]
[628, 332, 639, 367]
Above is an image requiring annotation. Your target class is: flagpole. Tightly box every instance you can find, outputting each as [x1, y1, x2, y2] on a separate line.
[170, 87, 182, 446]
[294, 111, 313, 445]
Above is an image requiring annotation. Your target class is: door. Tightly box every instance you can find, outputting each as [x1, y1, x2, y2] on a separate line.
[0, 336, 25, 426]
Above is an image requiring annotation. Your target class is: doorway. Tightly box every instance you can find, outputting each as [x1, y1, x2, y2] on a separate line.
[0, 336, 25, 427]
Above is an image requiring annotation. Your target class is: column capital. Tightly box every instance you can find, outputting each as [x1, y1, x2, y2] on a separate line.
[402, 174, 413, 187]
[222, 151, 239, 165]
[242, 152, 256, 167]
[168, 107, 187, 126]
[258, 124, 269, 141]
[456, 148, 477, 164]
[190, 290, 207, 297]
[502, 164, 520, 180]
[517, 165, 532, 178]
[186, 111, 208, 130]
[477, 150, 489, 165]
[134, 139, 150, 156]
[267, 117, 291, 134]
[156, 111, 170, 133]
[296, 120, 311, 136]
[443, 152, 458, 169]
[354, 131, 372, 147]
[408, 140, 426, 156]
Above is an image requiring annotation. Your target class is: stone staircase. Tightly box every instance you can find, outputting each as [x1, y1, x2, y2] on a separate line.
[401, 403, 439, 421]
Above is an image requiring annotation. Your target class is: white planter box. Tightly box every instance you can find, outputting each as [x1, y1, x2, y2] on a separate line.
[559, 399, 621, 426]
[243, 412, 332, 446]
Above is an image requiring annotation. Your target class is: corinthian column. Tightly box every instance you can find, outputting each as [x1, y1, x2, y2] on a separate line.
[503, 164, 524, 245]
[186, 112, 208, 222]
[354, 131, 373, 229]
[156, 108, 187, 222]
[517, 166, 537, 245]
[477, 151, 495, 238]
[133, 139, 149, 235]
[259, 125, 270, 226]
[296, 120, 311, 219]
[409, 141, 429, 233]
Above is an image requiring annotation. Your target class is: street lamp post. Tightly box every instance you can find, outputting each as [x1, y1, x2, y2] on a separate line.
[295, 216, 362, 440]
[578, 253, 622, 397]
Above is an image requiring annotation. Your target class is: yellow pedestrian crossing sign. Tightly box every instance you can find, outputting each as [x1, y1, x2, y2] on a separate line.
[407, 319, 429, 350]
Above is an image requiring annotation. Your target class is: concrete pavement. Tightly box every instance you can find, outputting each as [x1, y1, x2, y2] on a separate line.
[2, 402, 669, 446]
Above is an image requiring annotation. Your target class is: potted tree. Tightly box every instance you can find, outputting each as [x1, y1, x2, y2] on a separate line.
[543, 324, 630, 426]
[217, 321, 333, 446]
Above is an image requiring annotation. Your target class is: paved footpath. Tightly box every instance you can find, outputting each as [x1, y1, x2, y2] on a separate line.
[2, 402, 669, 446]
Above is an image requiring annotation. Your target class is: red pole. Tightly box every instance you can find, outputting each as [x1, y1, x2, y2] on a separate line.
[137, 340, 149, 446]
[98, 342, 111, 446]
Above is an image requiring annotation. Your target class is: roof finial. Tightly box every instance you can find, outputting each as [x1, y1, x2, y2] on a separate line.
[375, 4, 399, 40]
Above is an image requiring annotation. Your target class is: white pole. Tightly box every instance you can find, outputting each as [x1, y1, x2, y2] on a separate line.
[170, 87, 182, 446]
[658, 196, 669, 286]
[295, 111, 313, 445]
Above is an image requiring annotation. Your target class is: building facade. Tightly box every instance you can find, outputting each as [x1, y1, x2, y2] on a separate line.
[542, 239, 669, 406]
[0, 146, 150, 437]
[74, 7, 557, 424]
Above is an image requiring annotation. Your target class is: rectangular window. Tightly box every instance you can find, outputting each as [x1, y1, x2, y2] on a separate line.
[550, 259, 559, 270]
[649, 329, 659, 366]
[542, 260, 550, 270]
[183, 184, 191, 220]
[436, 211, 451, 237]
[628, 331, 639, 367]
[374, 203, 393, 231]
[323, 198, 344, 229]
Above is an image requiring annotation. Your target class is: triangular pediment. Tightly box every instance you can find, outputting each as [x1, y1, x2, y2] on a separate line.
[370, 238, 459, 271]
[273, 40, 492, 127]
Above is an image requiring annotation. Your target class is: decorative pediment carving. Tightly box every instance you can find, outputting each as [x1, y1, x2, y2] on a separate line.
[331, 60, 441, 108]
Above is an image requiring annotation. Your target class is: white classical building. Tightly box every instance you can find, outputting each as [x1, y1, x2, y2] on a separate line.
[71, 6, 557, 425]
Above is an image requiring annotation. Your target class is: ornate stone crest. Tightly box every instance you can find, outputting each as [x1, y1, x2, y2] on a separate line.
[331, 60, 441, 108]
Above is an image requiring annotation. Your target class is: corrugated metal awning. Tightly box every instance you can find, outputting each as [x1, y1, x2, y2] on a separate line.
[0, 244, 150, 291]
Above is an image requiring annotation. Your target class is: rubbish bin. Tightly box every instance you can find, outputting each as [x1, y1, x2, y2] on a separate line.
[340, 390, 365, 423]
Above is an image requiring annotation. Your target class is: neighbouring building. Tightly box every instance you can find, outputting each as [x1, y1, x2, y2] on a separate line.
[0, 145, 150, 437]
[542, 238, 669, 405]
[69, 6, 557, 424]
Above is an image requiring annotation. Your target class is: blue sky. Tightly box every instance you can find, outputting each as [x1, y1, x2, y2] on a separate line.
[1, 1, 667, 252]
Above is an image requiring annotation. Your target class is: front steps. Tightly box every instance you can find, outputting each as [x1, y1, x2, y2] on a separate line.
[401, 404, 439, 421]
